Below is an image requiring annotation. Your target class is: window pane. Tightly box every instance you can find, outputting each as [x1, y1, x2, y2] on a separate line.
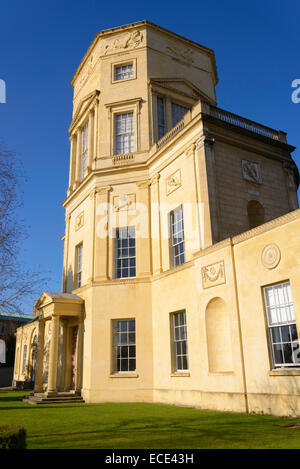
[157, 96, 166, 140]
[273, 344, 284, 364]
[113, 320, 136, 373]
[115, 227, 136, 279]
[115, 113, 134, 155]
[170, 206, 185, 267]
[171, 102, 189, 127]
[114, 63, 133, 81]
[265, 282, 299, 368]
[172, 311, 188, 372]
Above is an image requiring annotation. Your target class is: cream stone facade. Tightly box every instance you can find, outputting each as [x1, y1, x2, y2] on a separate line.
[14, 21, 300, 415]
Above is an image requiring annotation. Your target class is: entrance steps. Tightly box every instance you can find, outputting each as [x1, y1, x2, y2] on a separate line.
[23, 392, 85, 405]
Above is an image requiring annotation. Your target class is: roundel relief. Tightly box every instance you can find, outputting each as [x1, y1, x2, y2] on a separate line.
[261, 243, 281, 270]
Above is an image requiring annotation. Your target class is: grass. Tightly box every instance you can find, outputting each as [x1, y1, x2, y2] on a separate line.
[1, 390, 300, 448]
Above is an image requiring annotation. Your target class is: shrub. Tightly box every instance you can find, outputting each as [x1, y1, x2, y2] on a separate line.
[0, 426, 26, 449]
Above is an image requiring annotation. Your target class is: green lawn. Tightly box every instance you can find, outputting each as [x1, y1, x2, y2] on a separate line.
[1, 390, 300, 449]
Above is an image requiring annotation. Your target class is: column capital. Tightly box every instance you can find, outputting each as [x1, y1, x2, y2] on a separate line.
[137, 179, 151, 189]
[150, 174, 160, 186]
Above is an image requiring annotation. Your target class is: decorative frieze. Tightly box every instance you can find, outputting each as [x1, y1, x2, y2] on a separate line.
[242, 159, 262, 184]
[202, 261, 226, 289]
[166, 170, 181, 196]
[104, 30, 143, 55]
[261, 244, 281, 270]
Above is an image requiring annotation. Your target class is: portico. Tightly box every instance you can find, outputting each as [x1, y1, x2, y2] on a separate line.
[32, 292, 84, 398]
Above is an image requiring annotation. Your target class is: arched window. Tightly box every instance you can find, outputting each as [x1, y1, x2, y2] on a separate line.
[205, 298, 233, 373]
[247, 200, 265, 229]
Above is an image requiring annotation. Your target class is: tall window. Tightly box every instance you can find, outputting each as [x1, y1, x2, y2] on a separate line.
[157, 96, 166, 140]
[114, 113, 134, 155]
[22, 345, 27, 374]
[171, 102, 189, 127]
[264, 282, 299, 368]
[170, 206, 185, 267]
[81, 121, 89, 180]
[112, 319, 136, 372]
[115, 227, 136, 279]
[76, 243, 83, 288]
[171, 311, 189, 372]
[114, 63, 133, 81]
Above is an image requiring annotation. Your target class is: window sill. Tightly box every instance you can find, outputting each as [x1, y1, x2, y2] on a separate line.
[269, 369, 300, 376]
[109, 373, 139, 379]
[170, 372, 190, 378]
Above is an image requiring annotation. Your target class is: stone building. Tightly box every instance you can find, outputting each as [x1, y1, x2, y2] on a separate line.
[14, 21, 300, 415]
[0, 312, 33, 387]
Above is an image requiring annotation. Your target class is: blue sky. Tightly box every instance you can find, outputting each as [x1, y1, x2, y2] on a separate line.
[0, 0, 299, 313]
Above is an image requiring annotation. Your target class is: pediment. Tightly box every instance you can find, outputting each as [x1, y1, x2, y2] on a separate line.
[69, 89, 100, 133]
[150, 78, 215, 104]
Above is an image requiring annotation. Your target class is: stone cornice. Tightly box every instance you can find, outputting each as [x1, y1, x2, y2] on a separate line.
[232, 208, 300, 245]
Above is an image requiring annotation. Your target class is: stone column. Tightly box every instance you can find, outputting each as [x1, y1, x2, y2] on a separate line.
[165, 98, 172, 132]
[47, 315, 60, 396]
[75, 320, 84, 395]
[68, 134, 77, 193]
[150, 175, 162, 275]
[74, 128, 82, 188]
[194, 136, 217, 249]
[34, 320, 45, 393]
[94, 186, 111, 281]
[60, 320, 68, 391]
[136, 180, 151, 277]
[87, 109, 94, 171]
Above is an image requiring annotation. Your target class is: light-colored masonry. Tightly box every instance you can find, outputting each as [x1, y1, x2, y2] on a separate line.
[14, 21, 300, 416]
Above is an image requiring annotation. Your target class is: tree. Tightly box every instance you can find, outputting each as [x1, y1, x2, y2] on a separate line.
[0, 144, 47, 313]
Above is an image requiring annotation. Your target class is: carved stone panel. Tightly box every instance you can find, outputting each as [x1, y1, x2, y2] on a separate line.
[75, 212, 84, 231]
[242, 159, 262, 184]
[166, 170, 181, 196]
[113, 194, 136, 212]
[202, 261, 226, 289]
[261, 244, 281, 270]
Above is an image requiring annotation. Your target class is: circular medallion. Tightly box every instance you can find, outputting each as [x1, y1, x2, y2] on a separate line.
[261, 244, 281, 270]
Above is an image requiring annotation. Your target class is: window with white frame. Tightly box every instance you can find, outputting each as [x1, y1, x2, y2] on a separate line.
[172, 311, 189, 372]
[112, 319, 136, 372]
[264, 281, 299, 368]
[114, 63, 133, 81]
[171, 102, 189, 127]
[170, 206, 185, 267]
[114, 227, 136, 279]
[76, 243, 83, 288]
[114, 112, 134, 155]
[157, 96, 166, 140]
[80, 121, 89, 180]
